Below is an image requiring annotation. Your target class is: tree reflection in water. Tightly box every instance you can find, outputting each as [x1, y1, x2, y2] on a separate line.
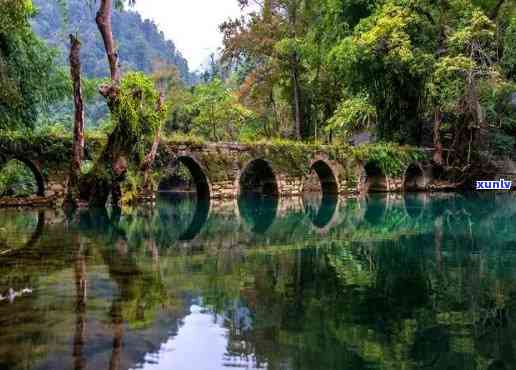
[0, 193, 516, 369]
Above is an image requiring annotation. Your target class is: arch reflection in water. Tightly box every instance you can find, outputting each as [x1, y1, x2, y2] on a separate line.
[0, 209, 45, 253]
[303, 192, 338, 229]
[237, 193, 279, 234]
[157, 193, 210, 242]
[404, 193, 429, 219]
[363, 193, 388, 225]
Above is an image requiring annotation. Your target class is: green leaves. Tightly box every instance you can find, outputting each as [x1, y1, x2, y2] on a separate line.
[186, 79, 255, 141]
[501, 18, 516, 79]
[352, 142, 426, 176]
[111, 71, 167, 162]
[0, 0, 35, 34]
[428, 56, 474, 110]
[0, 0, 67, 130]
[448, 9, 496, 54]
[326, 94, 377, 137]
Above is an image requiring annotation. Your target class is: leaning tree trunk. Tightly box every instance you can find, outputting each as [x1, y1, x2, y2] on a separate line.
[95, 0, 120, 84]
[67, 34, 85, 208]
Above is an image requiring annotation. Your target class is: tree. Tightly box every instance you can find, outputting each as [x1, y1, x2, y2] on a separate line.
[221, 0, 317, 139]
[67, 34, 85, 205]
[188, 79, 254, 141]
[66, 0, 166, 208]
[0, 0, 68, 130]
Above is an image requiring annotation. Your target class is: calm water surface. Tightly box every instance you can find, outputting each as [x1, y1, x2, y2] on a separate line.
[0, 192, 515, 370]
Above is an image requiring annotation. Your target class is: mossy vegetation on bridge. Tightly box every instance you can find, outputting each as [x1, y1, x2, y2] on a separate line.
[157, 135, 427, 184]
[0, 131, 106, 166]
[1, 130, 427, 191]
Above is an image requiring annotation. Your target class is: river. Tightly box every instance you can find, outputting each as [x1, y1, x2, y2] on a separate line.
[0, 192, 515, 370]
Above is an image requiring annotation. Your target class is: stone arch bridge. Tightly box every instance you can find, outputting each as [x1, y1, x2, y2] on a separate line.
[0, 134, 433, 206]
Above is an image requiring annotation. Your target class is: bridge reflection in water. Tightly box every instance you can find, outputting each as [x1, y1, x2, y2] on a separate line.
[1, 192, 516, 370]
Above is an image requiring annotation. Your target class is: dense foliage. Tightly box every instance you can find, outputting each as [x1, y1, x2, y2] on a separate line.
[79, 71, 167, 206]
[215, 0, 516, 166]
[0, 0, 68, 130]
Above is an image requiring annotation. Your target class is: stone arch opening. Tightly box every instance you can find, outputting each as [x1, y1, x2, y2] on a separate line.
[239, 159, 278, 197]
[305, 160, 339, 196]
[159, 156, 210, 198]
[0, 158, 45, 197]
[404, 163, 426, 192]
[363, 162, 388, 193]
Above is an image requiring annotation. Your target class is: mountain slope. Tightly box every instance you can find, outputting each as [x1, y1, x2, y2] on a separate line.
[32, 0, 195, 84]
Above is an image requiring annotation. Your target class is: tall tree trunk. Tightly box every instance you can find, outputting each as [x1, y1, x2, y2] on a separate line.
[140, 97, 163, 195]
[269, 90, 280, 137]
[433, 109, 444, 165]
[292, 57, 302, 140]
[67, 34, 85, 207]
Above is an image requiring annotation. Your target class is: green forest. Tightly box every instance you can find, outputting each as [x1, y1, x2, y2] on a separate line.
[0, 0, 515, 206]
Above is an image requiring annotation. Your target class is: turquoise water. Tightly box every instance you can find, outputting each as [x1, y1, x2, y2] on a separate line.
[0, 192, 515, 370]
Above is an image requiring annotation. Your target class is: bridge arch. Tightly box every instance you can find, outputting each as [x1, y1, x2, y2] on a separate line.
[305, 159, 339, 196]
[238, 159, 279, 197]
[0, 157, 45, 197]
[160, 155, 211, 198]
[403, 163, 427, 192]
[361, 161, 388, 193]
